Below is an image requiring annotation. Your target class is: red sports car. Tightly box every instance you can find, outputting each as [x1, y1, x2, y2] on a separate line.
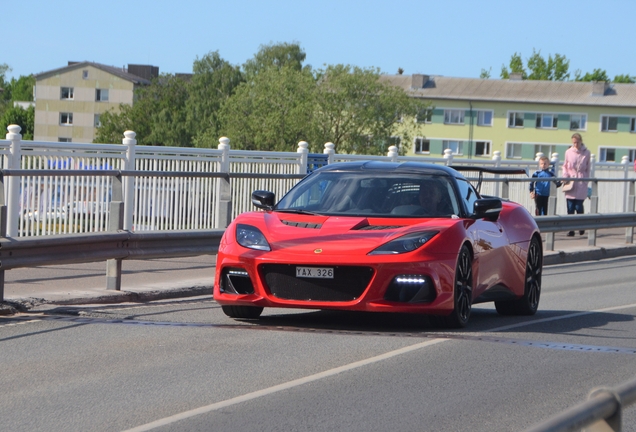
[214, 161, 542, 328]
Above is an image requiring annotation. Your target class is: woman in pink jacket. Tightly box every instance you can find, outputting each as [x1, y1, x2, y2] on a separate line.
[562, 133, 591, 236]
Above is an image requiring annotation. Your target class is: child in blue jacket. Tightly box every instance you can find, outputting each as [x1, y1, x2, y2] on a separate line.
[529, 156, 560, 216]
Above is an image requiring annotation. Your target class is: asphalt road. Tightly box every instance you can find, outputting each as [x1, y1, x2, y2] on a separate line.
[1, 257, 636, 432]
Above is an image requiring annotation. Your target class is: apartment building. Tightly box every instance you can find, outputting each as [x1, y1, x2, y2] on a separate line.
[386, 74, 636, 162]
[33, 62, 158, 142]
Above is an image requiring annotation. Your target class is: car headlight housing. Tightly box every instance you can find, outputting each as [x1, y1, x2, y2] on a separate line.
[368, 231, 438, 255]
[236, 224, 271, 251]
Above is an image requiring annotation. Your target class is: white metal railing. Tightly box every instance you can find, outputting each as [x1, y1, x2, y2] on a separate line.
[3, 125, 636, 237]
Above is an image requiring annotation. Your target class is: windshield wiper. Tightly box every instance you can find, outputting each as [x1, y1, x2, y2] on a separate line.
[275, 209, 320, 215]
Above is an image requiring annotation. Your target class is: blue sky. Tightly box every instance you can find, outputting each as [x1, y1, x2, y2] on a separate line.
[6, 0, 636, 81]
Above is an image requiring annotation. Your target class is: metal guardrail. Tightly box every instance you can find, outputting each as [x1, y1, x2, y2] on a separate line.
[535, 212, 636, 251]
[525, 376, 636, 431]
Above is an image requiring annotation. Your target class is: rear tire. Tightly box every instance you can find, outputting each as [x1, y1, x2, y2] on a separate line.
[221, 305, 264, 319]
[495, 236, 542, 316]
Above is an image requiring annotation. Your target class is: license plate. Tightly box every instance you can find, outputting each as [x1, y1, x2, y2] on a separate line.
[296, 266, 334, 279]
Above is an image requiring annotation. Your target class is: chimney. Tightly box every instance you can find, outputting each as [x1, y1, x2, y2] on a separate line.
[411, 74, 429, 89]
[591, 81, 609, 96]
[509, 73, 523, 81]
[127, 64, 160, 80]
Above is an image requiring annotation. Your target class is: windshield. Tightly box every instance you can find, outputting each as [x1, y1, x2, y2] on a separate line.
[275, 171, 461, 217]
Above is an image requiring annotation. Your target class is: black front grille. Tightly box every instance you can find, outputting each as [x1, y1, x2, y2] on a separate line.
[261, 264, 374, 301]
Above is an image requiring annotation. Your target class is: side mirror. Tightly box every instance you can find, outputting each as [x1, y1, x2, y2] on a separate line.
[252, 190, 275, 210]
[473, 198, 502, 221]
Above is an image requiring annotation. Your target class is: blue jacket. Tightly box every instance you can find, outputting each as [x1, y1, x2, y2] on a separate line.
[529, 168, 559, 196]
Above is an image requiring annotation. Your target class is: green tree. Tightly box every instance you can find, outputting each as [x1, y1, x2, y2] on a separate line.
[612, 74, 635, 83]
[242, 42, 307, 80]
[0, 105, 35, 140]
[186, 51, 244, 148]
[8, 74, 36, 101]
[499, 50, 570, 81]
[96, 74, 194, 146]
[311, 65, 429, 155]
[219, 66, 316, 151]
[500, 52, 525, 79]
[93, 104, 138, 144]
[574, 68, 610, 82]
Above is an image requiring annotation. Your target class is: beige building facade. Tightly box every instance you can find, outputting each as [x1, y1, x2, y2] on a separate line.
[386, 74, 636, 162]
[34, 62, 157, 142]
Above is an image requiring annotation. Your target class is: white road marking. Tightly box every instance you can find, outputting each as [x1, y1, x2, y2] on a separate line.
[121, 338, 447, 432]
[121, 301, 636, 431]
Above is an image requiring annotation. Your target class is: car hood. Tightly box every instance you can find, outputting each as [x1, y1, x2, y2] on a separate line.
[233, 211, 462, 255]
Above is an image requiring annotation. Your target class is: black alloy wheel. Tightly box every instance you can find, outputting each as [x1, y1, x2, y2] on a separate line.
[495, 236, 542, 315]
[442, 245, 473, 328]
[221, 305, 264, 319]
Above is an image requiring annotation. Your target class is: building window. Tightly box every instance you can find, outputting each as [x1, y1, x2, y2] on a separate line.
[599, 148, 616, 162]
[94, 114, 101, 127]
[535, 145, 557, 158]
[60, 87, 74, 100]
[414, 138, 430, 153]
[82, 70, 89, 79]
[476, 110, 493, 126]
[629, 149, 636, 162]
[444, 109, 464, 125]
[506, 143, 523, 159]
[570, 114, 587, 130]
[417, 108, 432, 123]
[601, 116, 618, 132]
[474, 141, 491, 156]
[60, 112, 73, 125]
[58, 137, 72, 142]
[96, 89, 109, 102]
[443, 140, 464, 155]
[631, 118, 635, 132]
[536, 113, 558, 129]
[508, 112, 524, 128]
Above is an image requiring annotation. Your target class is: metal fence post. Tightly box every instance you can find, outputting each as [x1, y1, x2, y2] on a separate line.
[297, 141, 308, 175]
[123, 131, 137, 231]
[443, 148, 453, 166]
[0, 172, 5, 301]
[324, 142, 335, 164]
[388, 145, 398, 163]
[216, 137, 232, 228]
[627, 180, 635, 244]
[492, 151, 501, 197]
[6, 125, 22, 237]
[588, 179, 599, 246]
[106, 173, 124, 290]
[621, 155, 630, 212]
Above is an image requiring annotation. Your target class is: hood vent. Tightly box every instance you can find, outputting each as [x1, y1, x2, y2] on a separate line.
[281, 220, 322, 229]
[355, 225, 404, 231]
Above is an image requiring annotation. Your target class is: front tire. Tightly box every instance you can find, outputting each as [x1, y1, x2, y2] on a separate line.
[441, 245, 473, 328]
[495, 236, 542, 316]
[221, 305, 264, 319]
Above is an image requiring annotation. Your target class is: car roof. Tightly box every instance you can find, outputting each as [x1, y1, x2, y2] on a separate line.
[314, 160, 466, 179]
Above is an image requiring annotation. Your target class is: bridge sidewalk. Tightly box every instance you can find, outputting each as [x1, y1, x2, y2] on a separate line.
[1, 228, 635, 314]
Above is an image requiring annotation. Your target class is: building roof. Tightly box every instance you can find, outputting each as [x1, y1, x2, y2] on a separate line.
[34, 61, 154, 85]
[382, 74, 636, 108]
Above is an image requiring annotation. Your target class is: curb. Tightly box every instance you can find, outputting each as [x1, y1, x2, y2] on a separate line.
[1, 285, 212, 314]
[544, 244, 636, 266]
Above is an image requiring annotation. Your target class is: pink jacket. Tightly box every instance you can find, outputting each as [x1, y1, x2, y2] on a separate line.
[562, 144, 591, 200]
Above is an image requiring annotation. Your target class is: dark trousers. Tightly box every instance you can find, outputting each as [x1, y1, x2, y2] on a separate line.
[566, 199, 585, 215]
[534, 195, 549, 216]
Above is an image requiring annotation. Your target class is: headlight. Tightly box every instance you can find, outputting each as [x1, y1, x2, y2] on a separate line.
[368, 231, 438, 255]
[236, 224, 271, 251]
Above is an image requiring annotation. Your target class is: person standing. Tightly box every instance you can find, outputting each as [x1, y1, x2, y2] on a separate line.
[562, 133, 591, 236]
[529, 156, 560, 216]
